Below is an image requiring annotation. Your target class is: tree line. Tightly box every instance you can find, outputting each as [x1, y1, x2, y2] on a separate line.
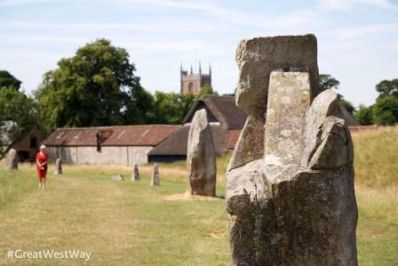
[1, 39, 397, 157]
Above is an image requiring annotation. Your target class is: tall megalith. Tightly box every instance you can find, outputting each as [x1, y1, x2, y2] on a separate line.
[187, 109, 216, 196]
[131, 163, 140, 181]
[55, 158, 63, 175]
[7, 148, 18, 170]
[226, 34, 358, 266]
[151, 163, 160, 186]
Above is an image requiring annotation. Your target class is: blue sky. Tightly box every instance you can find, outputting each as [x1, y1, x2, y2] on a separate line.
[0, 0, 397, 107]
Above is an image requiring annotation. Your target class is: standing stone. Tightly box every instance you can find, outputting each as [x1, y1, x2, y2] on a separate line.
[187, 109, 216, 196]
[151, 163, 160, 186]
[54, 158, 63, 175]
[6, 148, 18, 170]
[131, 163, 140, 181]
[226, 35, 358, 266]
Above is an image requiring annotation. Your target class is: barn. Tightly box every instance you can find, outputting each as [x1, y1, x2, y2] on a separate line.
[44, 125, 180, 165]
[148, 96, 247, 162]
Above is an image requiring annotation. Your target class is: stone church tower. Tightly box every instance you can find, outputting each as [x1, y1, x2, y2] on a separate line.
[180, 63, 212, 94]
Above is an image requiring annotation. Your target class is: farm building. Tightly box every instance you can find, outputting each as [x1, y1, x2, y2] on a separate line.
[44, 125, 180, 165]
[1, 121, 44, 162]
[148, 96, 247, 162]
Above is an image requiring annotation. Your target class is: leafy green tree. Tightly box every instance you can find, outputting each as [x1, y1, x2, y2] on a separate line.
[319, 74, 356, 115]
[355, 105, 374, 125]
[35, 39, 153, 134]
[0, 70, 21, 90]
[0, 88, 37, 158]
[319, 74, 340, 91]
[372, 95, 398, 125]
[149, 92, 196, 124]
[199, 84, 216, 98]
[375, 79, 398, 97]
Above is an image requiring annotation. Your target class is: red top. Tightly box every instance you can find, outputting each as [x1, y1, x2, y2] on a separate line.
[36, 151, 48, 178]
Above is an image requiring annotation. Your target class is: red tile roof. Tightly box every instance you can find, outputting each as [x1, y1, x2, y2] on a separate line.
[227, 130, 241, 150]
[44, 125, 181, 147]
[148, 125, 228, 156]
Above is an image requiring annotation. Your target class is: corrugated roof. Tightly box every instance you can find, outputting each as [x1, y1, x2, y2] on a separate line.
[44, 125, 181, 146]
[148, 125, 228, 156]
[182, 96, 247, 130]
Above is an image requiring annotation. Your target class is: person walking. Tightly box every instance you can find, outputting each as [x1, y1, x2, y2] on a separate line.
[36, 145, 49, 190]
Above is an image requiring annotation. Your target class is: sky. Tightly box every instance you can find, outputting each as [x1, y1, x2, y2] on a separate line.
[0, 0, 397, 107]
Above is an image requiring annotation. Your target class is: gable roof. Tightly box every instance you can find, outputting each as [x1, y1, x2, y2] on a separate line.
[182, 96, 247, 130]
[44, 125, 180, 147]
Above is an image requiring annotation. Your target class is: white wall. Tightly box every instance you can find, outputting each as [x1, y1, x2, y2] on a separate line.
[47, 146, 152, 165]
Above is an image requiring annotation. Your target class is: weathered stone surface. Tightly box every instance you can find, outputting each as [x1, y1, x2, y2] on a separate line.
[264, 71, 311, 182]
[187, 109, 216, 196]
[111, 174, 124, 181]
[227, 114, 265, 171]
[235, 34, 319, 115]
[227, 35, 357, 266]
[54, 158, 63, 175]
[7, 148, 18, 170]
[151, 163, 160, 186]
[131, 163, 140, 181]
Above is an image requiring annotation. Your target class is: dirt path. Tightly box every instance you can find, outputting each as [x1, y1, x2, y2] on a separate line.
[0, 177, 136, 265]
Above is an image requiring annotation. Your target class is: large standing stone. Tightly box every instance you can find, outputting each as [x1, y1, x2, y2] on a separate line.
[6, 148, 18, 170]
[54, 158, 63, 175]
[151, 163, 160, 186]
[226, 35, 358, 266]
[187, 109, 216, 196]
[131, 163, 140, 181]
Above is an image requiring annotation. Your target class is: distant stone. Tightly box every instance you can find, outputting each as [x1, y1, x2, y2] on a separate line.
[187, 109, 216, 196]
[54, 158, 63, 175]
[111, 174, 124, 181]
[151, 163, 160, 186]
[7, 148, 18, 170]
[131, 163, 140, 181]
[226, 35, 358, 266]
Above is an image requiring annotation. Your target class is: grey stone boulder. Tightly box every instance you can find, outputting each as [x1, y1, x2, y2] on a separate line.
[54, 158, 63, 175]
[131, 163, 140, 181]
[7, 148, 18, 170]
[187, 109, 216, 196]
[151, 163, 160, 186]
[226, 34, 357, 266]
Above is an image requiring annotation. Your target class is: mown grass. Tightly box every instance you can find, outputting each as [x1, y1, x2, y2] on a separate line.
[352, 126, 398, 265]
[0, 165, 37, 208]
[0, 126, 396, 265]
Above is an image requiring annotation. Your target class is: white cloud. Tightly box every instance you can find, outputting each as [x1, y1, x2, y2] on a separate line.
[319, 0, 398, 10]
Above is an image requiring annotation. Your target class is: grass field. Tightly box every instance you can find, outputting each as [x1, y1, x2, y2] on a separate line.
[0, 126, 397, 265]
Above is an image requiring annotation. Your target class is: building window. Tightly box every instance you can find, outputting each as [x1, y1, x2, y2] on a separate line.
[188, 82, 193, 92]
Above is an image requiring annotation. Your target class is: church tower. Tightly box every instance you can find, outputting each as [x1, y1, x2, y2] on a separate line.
[180, 63, 212, 94]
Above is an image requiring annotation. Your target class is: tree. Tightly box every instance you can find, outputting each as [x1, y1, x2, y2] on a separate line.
[35, 39, 153, 134]
[319, 74, 355, 115]
[372, 95, 398, 125]
[199, 84, 216, 98]
[375, 79, 398, 97]
[149, 92, 196, 124]
[0, 88, 37, 158]
[355, 105, 374, 125]
[319, 74, 340, 91]
[0, 70, 21, 90]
